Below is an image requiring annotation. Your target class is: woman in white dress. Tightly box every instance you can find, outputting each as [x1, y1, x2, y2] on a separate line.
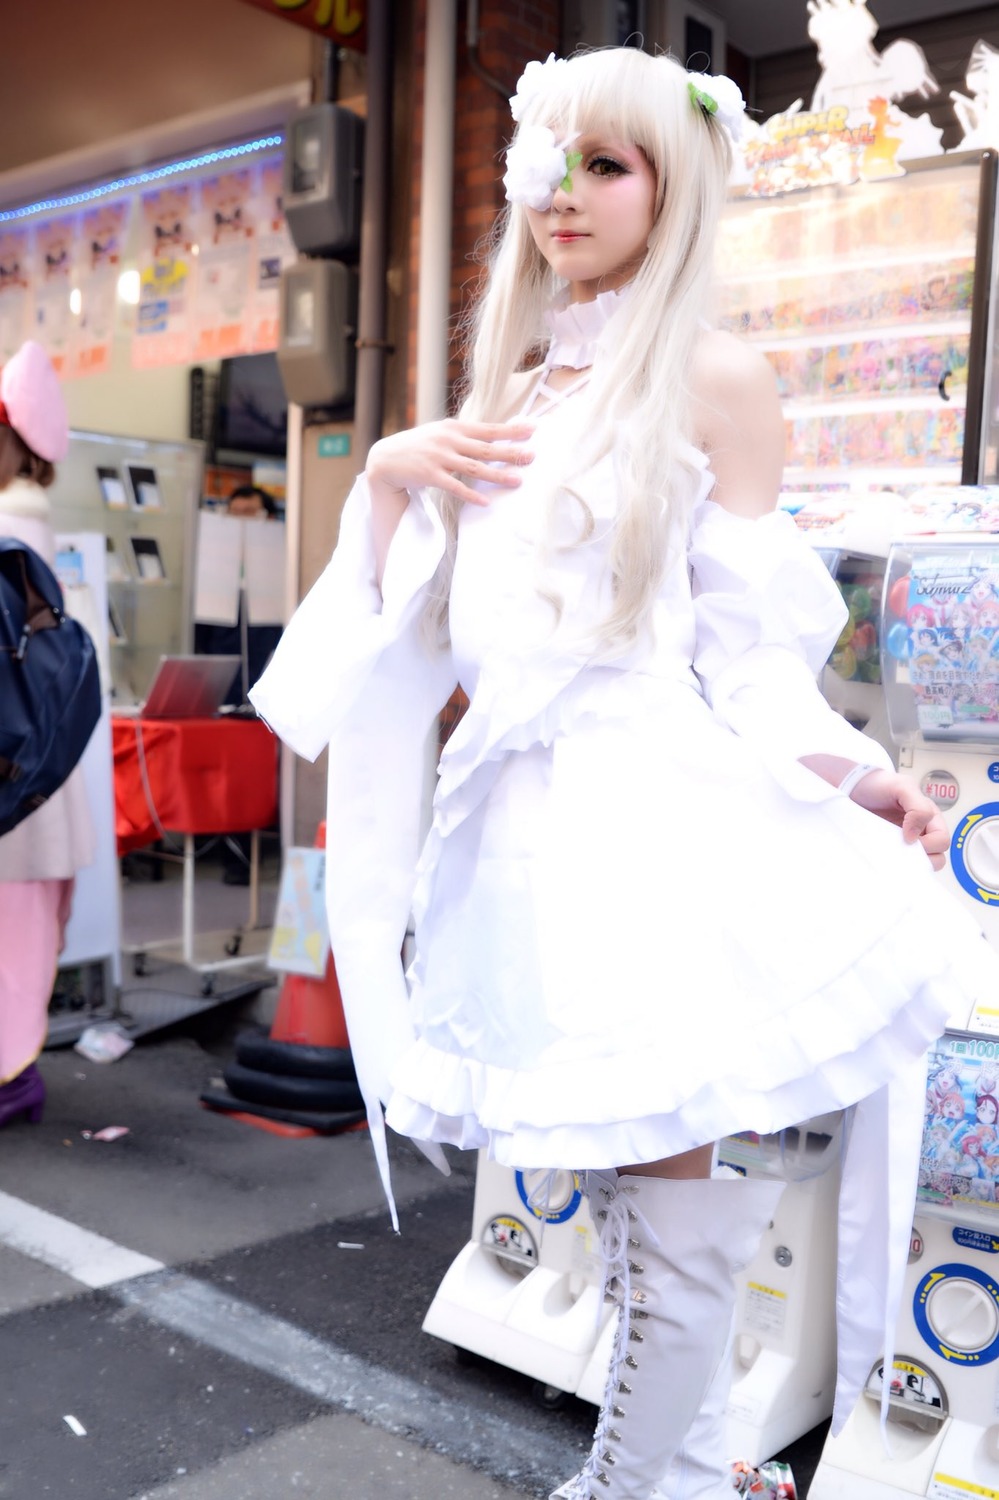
[253, 47, 992, 1499]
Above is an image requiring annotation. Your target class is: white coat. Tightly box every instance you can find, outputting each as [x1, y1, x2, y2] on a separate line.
[0, 478, 95, 882]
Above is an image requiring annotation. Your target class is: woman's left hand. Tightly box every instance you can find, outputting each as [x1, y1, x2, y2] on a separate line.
[848, 769, 949, 870]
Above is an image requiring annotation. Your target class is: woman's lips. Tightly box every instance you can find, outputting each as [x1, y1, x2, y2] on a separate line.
[552, 232, 587, 242]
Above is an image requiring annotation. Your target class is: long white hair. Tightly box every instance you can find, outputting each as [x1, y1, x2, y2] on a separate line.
[434, 47, 732, 653]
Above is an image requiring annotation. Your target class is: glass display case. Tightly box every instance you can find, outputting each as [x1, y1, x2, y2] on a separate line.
[46, 430, 204, 705]
[812, 548, 888, 740]
[716, 152, 999, 491]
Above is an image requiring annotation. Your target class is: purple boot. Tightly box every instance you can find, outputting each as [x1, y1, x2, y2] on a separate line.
[0, 1063, 45, 1127]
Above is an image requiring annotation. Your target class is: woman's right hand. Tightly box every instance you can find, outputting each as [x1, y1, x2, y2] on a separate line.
[366, 418, 534, 509]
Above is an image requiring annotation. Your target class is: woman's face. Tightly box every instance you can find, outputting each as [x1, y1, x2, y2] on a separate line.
[526, 133, 657, 302]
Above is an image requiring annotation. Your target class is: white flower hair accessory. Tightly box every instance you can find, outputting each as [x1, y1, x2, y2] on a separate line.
[503, 125, 581, 212]
[686, 71, 746, 142]
[509, 52, 570, 123]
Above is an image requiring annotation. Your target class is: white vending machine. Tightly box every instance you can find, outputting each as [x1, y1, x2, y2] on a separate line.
[811, 508, 999, 1498]
[885, 521, 999, 965]
[809, 1033, 999, 1500]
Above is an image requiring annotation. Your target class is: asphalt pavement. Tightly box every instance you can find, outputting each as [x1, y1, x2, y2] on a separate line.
[0, 996, 827, 1499]
[0, 1016, 592, 1499]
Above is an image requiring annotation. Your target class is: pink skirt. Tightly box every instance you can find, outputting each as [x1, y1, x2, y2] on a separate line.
[0, 879, 73, 1081]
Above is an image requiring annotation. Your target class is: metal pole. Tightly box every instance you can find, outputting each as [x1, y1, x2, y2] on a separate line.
[353, 0, 393, 461]
[280, 401, 303, 847]
[416, 0, 457, 423]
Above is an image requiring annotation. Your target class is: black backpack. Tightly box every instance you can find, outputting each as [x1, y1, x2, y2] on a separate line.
[0, 536, 101, 838]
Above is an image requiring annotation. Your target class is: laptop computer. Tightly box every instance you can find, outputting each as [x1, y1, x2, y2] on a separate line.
[119, 655, 242, 719]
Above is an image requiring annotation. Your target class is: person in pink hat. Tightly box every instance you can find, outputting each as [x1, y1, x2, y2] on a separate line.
[0, 341, 94, 1128]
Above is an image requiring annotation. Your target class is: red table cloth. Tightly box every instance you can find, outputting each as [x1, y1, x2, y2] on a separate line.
[112, 716, 278, 855]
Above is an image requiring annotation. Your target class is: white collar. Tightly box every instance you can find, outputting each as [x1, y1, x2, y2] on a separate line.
[543, 285, 630, 369]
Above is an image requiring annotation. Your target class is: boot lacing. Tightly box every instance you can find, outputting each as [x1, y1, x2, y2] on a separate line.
[563, 1176, 661, 1497]
[592, 1175, 660, 1313]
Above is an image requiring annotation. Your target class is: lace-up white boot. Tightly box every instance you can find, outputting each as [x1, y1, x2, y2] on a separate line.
[550, 1172, 784, 1500]
[653, 1166, 768, 1500]
[649, 1322, 737, 1500]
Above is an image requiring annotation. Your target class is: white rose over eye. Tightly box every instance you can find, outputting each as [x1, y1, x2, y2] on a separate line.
[503, 125, 570, 211]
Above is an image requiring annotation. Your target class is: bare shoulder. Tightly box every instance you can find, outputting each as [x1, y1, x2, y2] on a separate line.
[692, 329, 776, 403]
[690, 331, 785, 519]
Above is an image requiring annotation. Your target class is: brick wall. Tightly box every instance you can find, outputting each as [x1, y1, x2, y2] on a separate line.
[405, 0, 560, 424]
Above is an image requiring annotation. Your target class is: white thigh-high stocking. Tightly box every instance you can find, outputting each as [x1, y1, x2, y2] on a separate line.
[551, 1174, 784, 1500]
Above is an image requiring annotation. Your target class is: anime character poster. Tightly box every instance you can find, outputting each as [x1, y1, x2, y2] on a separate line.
[885, 549, 999, 736]
[920, 1037, 999, 1214]
[0, 227, 31, 363]
[133, 184, 195, 369]
[32, 214, 77, 375]
[249, 156, 296, 353]
[72, 199, 131, 379]
[192, 170, 254, 361]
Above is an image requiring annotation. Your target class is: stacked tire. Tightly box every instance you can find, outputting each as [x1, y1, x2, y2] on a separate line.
[207, 1033, 366, 1131]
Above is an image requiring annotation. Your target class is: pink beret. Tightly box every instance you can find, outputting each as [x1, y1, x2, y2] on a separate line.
[0, 341, 69, 463]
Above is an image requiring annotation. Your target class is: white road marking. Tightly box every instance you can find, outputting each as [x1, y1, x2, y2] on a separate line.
[0, 1189, 163, 1288]
[118, 1271, 576, 1490]
[0, 1191, 580, 1489]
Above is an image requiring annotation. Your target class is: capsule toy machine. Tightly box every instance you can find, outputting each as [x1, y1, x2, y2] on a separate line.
[422, 1119, 843, 1466]
[808, 1034, 999, 1500]
[421, 1160, 611, 1406]
[885, 489, 999, 957]
[713, 1117, 844, 1465]
[810, 490, 999, 1500]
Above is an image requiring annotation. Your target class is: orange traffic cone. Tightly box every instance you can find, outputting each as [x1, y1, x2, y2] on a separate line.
[200, 821, 363, 1137]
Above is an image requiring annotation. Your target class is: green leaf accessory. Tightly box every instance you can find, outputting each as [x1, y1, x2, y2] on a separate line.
[685, 71, 746, 141]
[687, 80, 718, 118]
[560, 150, 583, 193]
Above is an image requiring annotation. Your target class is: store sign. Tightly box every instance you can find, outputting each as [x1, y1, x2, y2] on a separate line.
[740, 99, 929, 197]
[237, 0, 366, 49]
[734, 0, 944, 199]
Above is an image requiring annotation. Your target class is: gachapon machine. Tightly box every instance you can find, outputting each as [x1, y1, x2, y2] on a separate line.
[881, 521, 999, 955]
[810, 1030, 999, 1500]
[810, 498, 999, 1500]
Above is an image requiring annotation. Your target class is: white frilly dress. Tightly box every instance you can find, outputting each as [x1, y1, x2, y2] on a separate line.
[250, 296, 999, 1433]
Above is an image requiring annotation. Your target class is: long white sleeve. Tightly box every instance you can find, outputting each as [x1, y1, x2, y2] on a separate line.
[689, 500, 893, 802]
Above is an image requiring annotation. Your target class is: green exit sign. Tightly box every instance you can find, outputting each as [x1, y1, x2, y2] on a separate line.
[318, 433, 351, 458]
